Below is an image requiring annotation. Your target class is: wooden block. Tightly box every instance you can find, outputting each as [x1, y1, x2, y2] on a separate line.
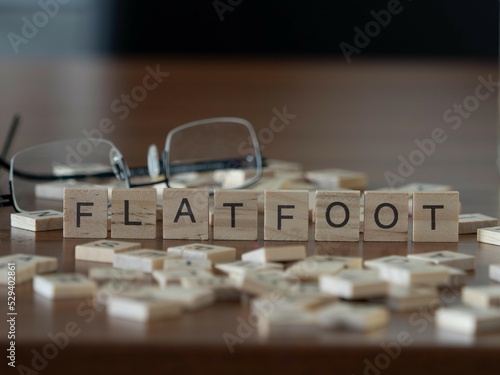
[3, 253, 58, 274]
[317, 302, 389, 331]
[88, 268, 146, 281]
[257, 310, 318, 337]
[163, 189, 209, 240]
[412, 192, 459, 242]
[33, 273, 97, 299]
[463, 285, 500, 309]
[111, 189, 156, 239]
[490, 264, 500, 282]
[181, 276, 240, 301]
[215, 260, 283, 276]
[241, 245, 306, 263]
[63, 187, 108, 238]
[11, 210, 63, 232]
[435, 306, 500, 335]
[459, 213, 498, 234]
[319, 269, 388, 299]
[0, 256, 36, 285]
[408, 250, 475, 271]
[167, 243, 236, 263]
[99, 281, 157, 303]
[152, 286, 216, 311]
[377, 262, 450, 287]
[107, 293, 183, 322]
[213, 190, 259, 240]
[163, 258, 213, 271]
[364, 255, 428, 269]
[385, 285, 438, 312]
[75, 240, 141, 263]
[477, 226, 500, 246]
[253, 294, 333, 315]
[315, 191, 360, 241]
[285, 257, 345, 280]
[113, 249, 181, 273]
[305, 168, 368, 190]
[438, 265, 467, 287]
[234, 270, 292, 296]
[152, 269, 214, 288]
[264, 190, 309, 241]
[364, 192, 409, 242]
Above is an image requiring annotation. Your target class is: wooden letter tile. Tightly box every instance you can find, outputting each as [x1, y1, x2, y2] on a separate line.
[33, 273, 97, 299]
[163, 189, 209, 240]
[11, 210, 63, 232]
[363, 192, 408, 242]
[477, 226, 500, 246]
[113, 249, 180, 273]
[241, 245, 306, 263]
[264, 190, 309, 241]
[408, 250, 475, 271]
[412, 192, 459, 242]
[167, 243, 236, 263]
[75, 240, 141, 263]
[63, 187, 108, 238]
[319, 269, 388, 299]
[111, 189, 157, 239]
[462, 285, 500, 309]
[459, 213, 498, 234]
[107, 293, 183, 322]
[315, 190, 360, 241]
[213, 190, 259, 240]
[436, 306, 500, 335]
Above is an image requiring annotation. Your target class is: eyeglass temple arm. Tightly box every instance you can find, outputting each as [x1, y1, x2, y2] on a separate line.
[167, 157, 267, 175]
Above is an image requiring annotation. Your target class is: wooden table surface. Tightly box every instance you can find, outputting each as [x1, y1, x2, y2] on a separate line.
[1, 58, 500, 374]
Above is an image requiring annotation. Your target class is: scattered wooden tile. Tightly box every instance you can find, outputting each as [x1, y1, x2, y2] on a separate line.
[315, 191, 360, 241]
[234, 269, 292, 296]
[438, 265, 467, 287]
[363, 192, 409, 242]
[152, 286, 216, 311]
[33, 273, 97, 299]
[107, 293, 183, 322]
[264, 190, 309, 241]
[152, 269, 214, 288]
[0, 256, 36, 285]
[111, 188, 156, 239]
[435, 306, 500, 335]
[412, 192, 459, 242]
[490, 264, 500, 282]
[88, 268, 146, 281]
[257, 310, 318, 337]
[98, 281, 157, 303]
[215, 260, 283, 276]
[3, 253, 58, 274]
[459, 213, 498, 234]
[75, 240, 141, 263]
[385, 285, 438, 312]
[253, 294, 334, 314]
[305, 168, 368, 190]
[376, 262, 450, 287]
[241, 245, 306, 263]
[113, 249, 180, 273]
[163, 258, 213, 271]
[462, 285, 500, 309]
[10, 210, 63, 232]
[213, 190, 259, 240]
[317, 302, 389, 331]
[408, 250, 475, 271]
[63, 187, 108, 238]
[181, 276, 240, 301]
[477, 226, 500, 246]
[163, 189, 209, 240]
[285, 257, 345, 280]
[364, 255, 427, 269]
[167, 243, 236, 263]
[319, 269, 388, 299]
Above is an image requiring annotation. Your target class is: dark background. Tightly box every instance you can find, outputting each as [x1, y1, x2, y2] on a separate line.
[110, 0, 498, 59]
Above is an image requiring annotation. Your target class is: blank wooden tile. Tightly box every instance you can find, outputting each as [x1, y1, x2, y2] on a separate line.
[377, 262, 450, 287]
[304, 168, 368, 190]
[33, 273, 97, 299]
[213, 190, 259, 240]
[152, 286, 216, 311]
[152, 269, 214, 288]
[167, 243, 236, 263]
[113, 249, 180, 273]
[490, 264, 500, 282]
[11, 210, 63, 232]
[0, 255, 36, 285]
[317, 302, 389, 332]
[408, 250, 475, 271]
[64, 187, 108, 238]
[477, 226, 500, 246]
[241, 245, 306, 263]
[111, 189, 156, 239]
[75, 240, 141, 263]
[215, 260, 283, 276]
[386, 285, 438, 312]
[315, 191, 360, 241]
[364, 192, 409, 242]
[107, 293, 183, 322]
[459, 213, 498, 234]
[435, 306, 500, 335]
[264, 190, 309, 241]
[4, 253, 58, 274]
[463, 285, 500, 309]
[163, 189, 209, 240]
[163, 258, 212, 271]
[319, 269, 388, 299]
[412, 192, 459, 242]
[88, 268, 146, 281]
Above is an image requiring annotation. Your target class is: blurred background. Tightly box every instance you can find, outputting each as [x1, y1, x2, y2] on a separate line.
[0, 0, 498, 196]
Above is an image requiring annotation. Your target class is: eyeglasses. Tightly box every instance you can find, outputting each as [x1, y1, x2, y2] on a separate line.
[0, 116, 263, 213]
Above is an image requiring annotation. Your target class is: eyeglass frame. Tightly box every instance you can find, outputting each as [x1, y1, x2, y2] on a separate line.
[0, 116, 264, 213]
